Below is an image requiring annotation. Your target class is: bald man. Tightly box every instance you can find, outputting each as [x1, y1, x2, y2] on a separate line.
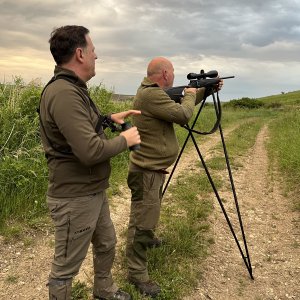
[125, 57, 207, 297]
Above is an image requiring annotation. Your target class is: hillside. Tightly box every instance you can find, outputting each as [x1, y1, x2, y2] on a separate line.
[259, 90, 300, 106]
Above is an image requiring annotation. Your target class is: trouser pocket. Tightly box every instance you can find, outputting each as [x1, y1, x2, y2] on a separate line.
[127, 171, 165, 230]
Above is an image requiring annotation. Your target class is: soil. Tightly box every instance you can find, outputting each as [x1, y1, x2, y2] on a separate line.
[0, 124, 299, 300]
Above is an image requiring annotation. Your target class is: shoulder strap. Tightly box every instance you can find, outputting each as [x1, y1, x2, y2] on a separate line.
[37, 75, 108, 155]
[38, 76, 74, 154]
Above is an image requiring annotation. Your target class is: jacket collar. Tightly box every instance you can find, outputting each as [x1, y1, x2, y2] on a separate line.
[54, 66, 87, 89]
[141, 77, 159, 88]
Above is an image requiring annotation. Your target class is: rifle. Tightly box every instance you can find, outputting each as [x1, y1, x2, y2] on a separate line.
[165, 70, 234, 102]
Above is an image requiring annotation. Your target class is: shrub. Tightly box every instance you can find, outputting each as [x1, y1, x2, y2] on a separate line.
[223, 97, 264, 109]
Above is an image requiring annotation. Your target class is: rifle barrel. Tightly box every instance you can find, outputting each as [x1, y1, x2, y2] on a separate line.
[220, 76, 235, 79]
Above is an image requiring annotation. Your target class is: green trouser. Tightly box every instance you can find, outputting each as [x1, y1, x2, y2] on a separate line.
[126, 169, 165, 282]
[47, 191, 118, 299]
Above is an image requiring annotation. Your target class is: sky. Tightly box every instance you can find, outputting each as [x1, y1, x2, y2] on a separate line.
[1, 0, 300, 101]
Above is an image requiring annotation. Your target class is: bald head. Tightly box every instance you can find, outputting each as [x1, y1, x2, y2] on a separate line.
[147, 57, 174, 88]
[147, 57, 172, 77]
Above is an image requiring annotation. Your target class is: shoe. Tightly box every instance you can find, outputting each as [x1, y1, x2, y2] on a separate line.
[147, 237, 163, 249]
[95, 289, 131, 300]
[129, 279, 161, 298]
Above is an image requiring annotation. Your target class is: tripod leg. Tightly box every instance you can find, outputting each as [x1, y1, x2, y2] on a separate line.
[189, 130, 254, 279]
[162, 131, 191, 196]
[218, 124, 254, 279]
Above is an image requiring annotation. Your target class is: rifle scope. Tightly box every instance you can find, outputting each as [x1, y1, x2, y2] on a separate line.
[187, 70, 218, 80]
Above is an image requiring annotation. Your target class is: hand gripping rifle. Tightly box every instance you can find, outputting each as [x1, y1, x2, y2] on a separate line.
[163, 70, 254, 280]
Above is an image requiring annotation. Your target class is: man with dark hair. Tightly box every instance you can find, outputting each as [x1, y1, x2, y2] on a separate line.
[126, 57, 222, 298]
[39, 25, 140, 300]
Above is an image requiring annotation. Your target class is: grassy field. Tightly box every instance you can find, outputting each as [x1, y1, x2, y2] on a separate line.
[1, 79, 300, 299]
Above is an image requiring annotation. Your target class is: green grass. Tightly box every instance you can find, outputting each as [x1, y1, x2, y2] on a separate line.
[0, 81, 48, 229]
[267, 110, 300, 210]
[5, 275, 19, 284]
[217, 118, 264, 158]
[71, 281, 90, 299]
[260, 90, 300, 107]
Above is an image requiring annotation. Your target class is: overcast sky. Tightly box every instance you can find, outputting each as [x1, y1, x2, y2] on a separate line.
[1, 0, 300, 101]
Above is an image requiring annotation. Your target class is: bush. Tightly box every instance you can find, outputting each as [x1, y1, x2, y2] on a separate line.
[223, 97, 264, 109]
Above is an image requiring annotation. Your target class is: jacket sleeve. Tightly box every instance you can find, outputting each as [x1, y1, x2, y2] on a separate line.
[49, 88, 127, 166]
[195, 88, 206, 105]
[143, 88, 196, 126]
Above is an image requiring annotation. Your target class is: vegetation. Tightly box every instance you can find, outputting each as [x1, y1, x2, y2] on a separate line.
[0, 77, 48, 228]
[268, 110, 300, 210]
[0, 78, 132, 229]
[223, 97, 264, 109]
[1, 78, 300, 298]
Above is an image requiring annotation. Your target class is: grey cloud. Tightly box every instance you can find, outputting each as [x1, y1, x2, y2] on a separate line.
[89, 0, 300, 63]
[1, 0, 299, 60]
[0, 1, 73, 49]
[0, 0, 59, 17]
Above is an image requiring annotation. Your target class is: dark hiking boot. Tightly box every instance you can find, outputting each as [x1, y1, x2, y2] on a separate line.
[94, 289, 131, 300]
[147, 237, 163, 249]
[129, 279, 161, 298]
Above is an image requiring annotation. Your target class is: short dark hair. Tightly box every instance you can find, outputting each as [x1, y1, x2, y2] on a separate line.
[49, 25, 90, 65]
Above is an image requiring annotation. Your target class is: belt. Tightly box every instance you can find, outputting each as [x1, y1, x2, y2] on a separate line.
[129, 162, 169, 174]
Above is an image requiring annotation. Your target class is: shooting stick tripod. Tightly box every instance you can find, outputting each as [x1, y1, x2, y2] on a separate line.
[162, 90, 254, 280]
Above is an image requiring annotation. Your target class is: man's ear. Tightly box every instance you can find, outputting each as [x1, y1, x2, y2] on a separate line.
[163, 69, 168, 80]
[75, 48, 84, 63]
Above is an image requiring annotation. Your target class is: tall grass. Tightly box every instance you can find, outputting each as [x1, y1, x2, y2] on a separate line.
[0, 79, 132, 230]
[268, 110, 300, 209]
[0, 77, 48, 228]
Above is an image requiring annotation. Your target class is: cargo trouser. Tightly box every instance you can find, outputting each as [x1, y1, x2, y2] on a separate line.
[126, 169, 165, 282]
[46, 191, 118, 299]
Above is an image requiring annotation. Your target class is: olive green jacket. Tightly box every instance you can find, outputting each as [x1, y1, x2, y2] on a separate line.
[130, 77, 205, 170]
[39, 66, 127, 197]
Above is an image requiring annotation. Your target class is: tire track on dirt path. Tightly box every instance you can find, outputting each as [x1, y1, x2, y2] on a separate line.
[184, 124, 300, 300]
